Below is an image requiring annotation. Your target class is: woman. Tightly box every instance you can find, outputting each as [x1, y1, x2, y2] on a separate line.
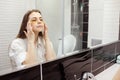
[9, 9, 56, 67]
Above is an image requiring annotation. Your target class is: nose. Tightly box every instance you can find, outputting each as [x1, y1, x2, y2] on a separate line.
[38, 19, 42, 24]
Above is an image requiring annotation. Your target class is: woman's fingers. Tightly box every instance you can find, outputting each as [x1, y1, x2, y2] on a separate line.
[25, 22, 33, 37]
[44, 24, 48, 31]
[26, 22, 35, 41]
[44, 24, 48, 35]
[27, 22, 33, 32]
[43, 24, 49, 40]
[24, 30, 27, 37]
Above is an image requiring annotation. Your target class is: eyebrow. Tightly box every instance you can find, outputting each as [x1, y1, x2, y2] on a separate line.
[31, 17, 43, 19]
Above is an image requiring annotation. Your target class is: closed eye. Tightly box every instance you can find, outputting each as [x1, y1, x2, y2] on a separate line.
[39, 18, 43, 21]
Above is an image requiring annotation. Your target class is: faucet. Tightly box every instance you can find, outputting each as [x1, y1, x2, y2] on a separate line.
[81, 72, 97, 80]
[74, 72, 97, 80]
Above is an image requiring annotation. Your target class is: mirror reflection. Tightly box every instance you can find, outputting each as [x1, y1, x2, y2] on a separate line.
[0, 0, 120, 71]
[8, 9, 56, 68]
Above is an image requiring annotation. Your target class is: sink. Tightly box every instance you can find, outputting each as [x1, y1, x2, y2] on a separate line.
[95, 64, 120, 80]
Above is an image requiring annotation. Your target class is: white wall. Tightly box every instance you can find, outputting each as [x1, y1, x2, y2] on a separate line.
[103, 0, 120, 44]
[88, 0, 120, 48]
[88, 0, 104, 47]
[64, 0, 71, 36]
[0, 0, 36, 70]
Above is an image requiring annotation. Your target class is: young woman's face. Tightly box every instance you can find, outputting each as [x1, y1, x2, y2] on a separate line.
[28, 12, 44, 33]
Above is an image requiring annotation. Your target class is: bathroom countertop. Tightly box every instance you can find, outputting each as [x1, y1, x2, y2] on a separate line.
[95, 64, 120, 80]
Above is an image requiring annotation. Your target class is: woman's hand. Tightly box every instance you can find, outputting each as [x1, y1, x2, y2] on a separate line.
[43, 24, 56, 60]
[43, 24, 49, 41]
[24, 22, 35, 42]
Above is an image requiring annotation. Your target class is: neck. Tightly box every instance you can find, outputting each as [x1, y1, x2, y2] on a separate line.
[34, 32, 39, 44]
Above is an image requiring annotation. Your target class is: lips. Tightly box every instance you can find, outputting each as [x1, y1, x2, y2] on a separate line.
[36, 25, 43, 28]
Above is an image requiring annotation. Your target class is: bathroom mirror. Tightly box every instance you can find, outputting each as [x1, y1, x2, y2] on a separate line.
[61, 0, 120, 57]
[37, 0, 120, 58]
[0, 0, 120, 72]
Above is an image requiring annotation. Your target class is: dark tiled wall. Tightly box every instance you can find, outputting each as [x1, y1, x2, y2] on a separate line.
[42, 61, 65, 80]
[61, 50, 92, 80]
[82, 0, 89, 49]
[0, 65, 41, 80]
[71, 0, 89, 50]
[118, 10, 120, 43]
[92, 43, 116, 75]
[42, 41, 120, 80]
[71, 0, 82, 51]
[116, 41, 120, 56]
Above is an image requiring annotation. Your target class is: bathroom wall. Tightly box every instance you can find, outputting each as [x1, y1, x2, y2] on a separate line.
[82, 0, 89, 49]
[88, 0, 104, 47]
[0, 0, 36, 70]
[88, 0, 120, 48]
[71, 0, 89, 51]
[103, 0, 120, 44]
